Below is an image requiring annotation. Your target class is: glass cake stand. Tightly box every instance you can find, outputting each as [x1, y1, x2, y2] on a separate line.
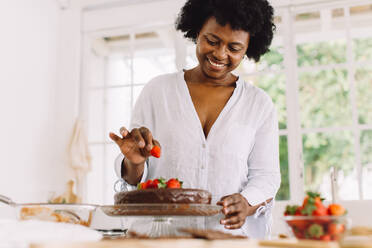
[100, 204, 222, 238]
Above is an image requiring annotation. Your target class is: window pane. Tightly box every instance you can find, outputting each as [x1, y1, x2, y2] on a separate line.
[361, 130, 372, 166]
[276, 135, 289, 200]
[87, 144, 104, 204]
[87, 54, 105, 88]
[299, 69, 351, 128]
[186, 43, 198, 69]
[260, 73, 286, 129]
[303, 131, 358, 200]
[132, 31, 176, 84]
[257, 46, 284, 71]
[242, 73, 287, 129]
[133, 85, 145, 104]
[104, 143, 121, 204]
[236, 46, 284, 74]
[353, 37, 372, 62]
[87, 89, 104, 142]
[295, 11, 320, 22]
[133, 51, 176, 84]
[361, 130, 372, 199]
[355, 66, 372, 124]
[106, 56, 131, 85]
[106, 87, 132, 141]
[297, 40, 347, 67]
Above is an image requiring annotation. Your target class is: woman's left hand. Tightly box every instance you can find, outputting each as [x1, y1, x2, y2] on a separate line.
[217, 193, 256, 229]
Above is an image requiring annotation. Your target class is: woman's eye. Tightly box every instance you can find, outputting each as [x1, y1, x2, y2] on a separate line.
[206, 38, 218, 46]
[229, 46, 240, 52]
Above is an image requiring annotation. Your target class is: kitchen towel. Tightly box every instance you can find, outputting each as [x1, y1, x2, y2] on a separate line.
[68, 119, 92, 202]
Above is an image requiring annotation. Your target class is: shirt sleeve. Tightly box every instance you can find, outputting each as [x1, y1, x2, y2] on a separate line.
[242, 200, 275, 239]
[240, 105, 281, 206]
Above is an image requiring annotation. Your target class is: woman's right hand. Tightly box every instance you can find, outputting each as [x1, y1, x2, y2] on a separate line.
[109, 126, 160, 165]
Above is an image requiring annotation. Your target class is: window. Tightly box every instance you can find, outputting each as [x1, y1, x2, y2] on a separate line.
[84, 29, 177, 203]
[82, 2, 372, 204]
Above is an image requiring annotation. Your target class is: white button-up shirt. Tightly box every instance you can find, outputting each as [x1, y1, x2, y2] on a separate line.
[114, 71, 281, 238]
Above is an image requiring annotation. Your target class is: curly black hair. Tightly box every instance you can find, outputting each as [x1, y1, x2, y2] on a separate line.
[175, 0, 275, 62]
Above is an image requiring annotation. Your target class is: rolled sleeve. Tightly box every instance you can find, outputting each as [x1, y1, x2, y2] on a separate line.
[243, 200, 275, 239]
[240, 106, 281, 206]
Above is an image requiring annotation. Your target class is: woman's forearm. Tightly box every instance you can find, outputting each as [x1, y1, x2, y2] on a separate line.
[121, 158, 145, 185]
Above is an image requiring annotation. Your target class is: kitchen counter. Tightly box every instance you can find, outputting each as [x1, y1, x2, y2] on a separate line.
[30, 239, 342, 248]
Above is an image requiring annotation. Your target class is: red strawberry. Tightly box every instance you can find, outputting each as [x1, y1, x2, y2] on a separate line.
[295, 206, 304, 216]
[328, 223, 345, 235]
[312, 206, 328, 216]
[320, 234, 331, 241]
[328, 204, 346, 216]
[166, 178, 182, 188]
[137, 182, 147, 189]
[150, 146, 161, 158]
[145, 179, 153, 188]
[147, 179, 159, 188]
[287, 206, 308, 230]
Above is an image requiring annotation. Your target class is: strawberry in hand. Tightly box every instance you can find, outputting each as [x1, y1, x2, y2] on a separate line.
[150, 145, 161, 158]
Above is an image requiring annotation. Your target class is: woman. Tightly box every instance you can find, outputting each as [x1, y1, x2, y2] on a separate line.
[109, 0, 281, 238]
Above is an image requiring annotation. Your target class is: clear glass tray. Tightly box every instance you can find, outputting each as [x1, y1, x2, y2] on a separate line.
[100, 204, 222, 217]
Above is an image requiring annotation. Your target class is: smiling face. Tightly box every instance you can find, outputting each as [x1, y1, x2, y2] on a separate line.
[195, 17, 250, 82]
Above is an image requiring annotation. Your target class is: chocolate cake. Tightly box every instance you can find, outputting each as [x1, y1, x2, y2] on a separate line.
[114, 188, 211, 204]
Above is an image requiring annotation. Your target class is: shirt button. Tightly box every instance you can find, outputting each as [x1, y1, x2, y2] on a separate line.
[202, 144, 206, 148]
[201, 165, 205, 169]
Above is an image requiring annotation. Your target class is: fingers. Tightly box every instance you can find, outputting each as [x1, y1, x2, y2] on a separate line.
[225, 222, 245, 229]
[220, 210, 246, 229]
[110, 126, 160, 158]
[152, 139, 161, 149]
[218, 194, 248, 229]
[217, 193, 241, 208]
[217, 195, 229, 203]
[109, 132, 123, 146]
[119, 127, 129, 137]
[109, 126, 129, 145]
[221, 203, 240, 216]
[131, 128, 146, 148]
[139, 127, 153, 151]
[221, 212, 246, 224]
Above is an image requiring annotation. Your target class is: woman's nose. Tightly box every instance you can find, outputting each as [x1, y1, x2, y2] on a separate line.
[213, 45, 228, 60]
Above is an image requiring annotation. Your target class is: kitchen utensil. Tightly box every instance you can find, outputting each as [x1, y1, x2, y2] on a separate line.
[0, 194, 97, 227]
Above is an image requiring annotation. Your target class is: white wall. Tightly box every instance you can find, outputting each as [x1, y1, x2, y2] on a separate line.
[0, 0, 79, 203]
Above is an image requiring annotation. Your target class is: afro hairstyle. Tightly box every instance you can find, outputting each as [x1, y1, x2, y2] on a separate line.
[175, 0, 276, 62]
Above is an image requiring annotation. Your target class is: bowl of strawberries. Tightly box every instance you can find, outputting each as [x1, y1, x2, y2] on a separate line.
[284, 192, 349, 241]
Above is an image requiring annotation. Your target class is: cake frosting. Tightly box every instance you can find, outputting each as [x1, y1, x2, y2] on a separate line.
[114, 188, 211, 204]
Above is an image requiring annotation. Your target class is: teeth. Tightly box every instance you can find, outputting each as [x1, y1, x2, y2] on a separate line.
[208, 58, 225, 68]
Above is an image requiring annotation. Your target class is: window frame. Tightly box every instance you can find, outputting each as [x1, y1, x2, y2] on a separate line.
[80, 1, 372, 204]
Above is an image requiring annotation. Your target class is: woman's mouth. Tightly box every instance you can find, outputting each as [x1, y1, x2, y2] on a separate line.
[207, 58, 226, 69]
